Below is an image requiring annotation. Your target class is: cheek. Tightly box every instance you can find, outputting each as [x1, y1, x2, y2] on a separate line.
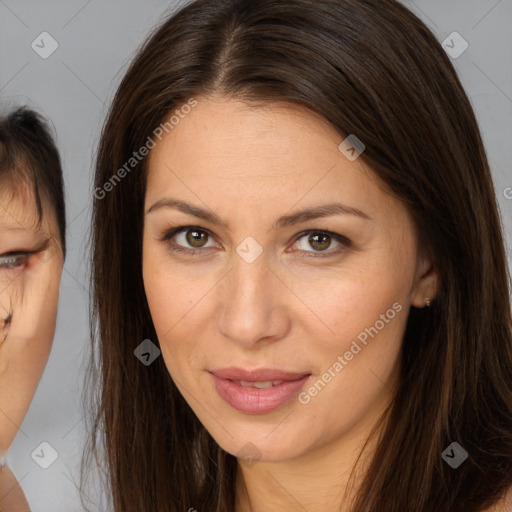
[143, 264, 206, 335]
[288, 264, 409, 412]
[331, 284, 405, 342]
[0, 269, 25, 312]
[290, 260, 409, 346]
[142, 251, 206, 376]
[288, 284, 407, 452]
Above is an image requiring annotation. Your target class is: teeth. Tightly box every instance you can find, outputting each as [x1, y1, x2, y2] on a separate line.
[236, 380, 283, 388]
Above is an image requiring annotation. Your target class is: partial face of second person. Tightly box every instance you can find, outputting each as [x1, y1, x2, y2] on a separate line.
[0, 183, 63, 456]
[142, 95, 438, 466]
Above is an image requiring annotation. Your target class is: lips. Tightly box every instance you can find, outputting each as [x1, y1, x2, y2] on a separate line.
[209, 367, 310, 382]
[209, 367, 312, 414]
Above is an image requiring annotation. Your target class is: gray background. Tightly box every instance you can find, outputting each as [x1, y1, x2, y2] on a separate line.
[1, 1, 511, 510]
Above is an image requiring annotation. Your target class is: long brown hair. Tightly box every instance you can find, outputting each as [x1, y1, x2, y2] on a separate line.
[84, 0, 512, 510]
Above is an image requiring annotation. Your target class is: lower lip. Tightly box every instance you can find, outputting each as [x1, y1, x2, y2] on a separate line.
[210, 373, 311, 414]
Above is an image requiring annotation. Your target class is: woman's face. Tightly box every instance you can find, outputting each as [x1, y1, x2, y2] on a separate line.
[0, 186, 63, 456]
[142, 95, 437, 463]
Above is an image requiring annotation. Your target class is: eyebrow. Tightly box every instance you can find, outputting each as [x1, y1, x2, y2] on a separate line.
[147, 198, 372, 230]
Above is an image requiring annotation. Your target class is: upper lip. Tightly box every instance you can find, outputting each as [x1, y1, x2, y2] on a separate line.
[209, 367, 311, 382]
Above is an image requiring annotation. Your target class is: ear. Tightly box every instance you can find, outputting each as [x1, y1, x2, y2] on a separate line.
[411, 255, 440, 308]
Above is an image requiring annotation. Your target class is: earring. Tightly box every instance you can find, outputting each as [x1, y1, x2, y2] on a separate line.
[425, 297, 432, 308]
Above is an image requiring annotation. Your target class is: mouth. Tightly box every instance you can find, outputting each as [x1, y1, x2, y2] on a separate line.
[231, 380, 287, 388]
[208, 367, 312, 414]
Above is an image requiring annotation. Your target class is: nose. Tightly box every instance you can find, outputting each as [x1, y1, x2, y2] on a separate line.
[216, 253, 291, 348]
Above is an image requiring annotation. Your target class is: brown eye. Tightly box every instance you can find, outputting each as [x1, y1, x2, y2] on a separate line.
[308, 233, 332, 251]
[290, 230, 352, 258]
[161, 226, 217, 255]
[185, 229, 209, 248]
[161, 225, 350, 259]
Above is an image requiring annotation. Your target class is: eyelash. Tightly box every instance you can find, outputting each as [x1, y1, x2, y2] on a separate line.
[160, 225, 352, 259]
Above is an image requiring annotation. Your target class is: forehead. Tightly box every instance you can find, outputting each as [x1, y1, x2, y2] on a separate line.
[145, 96, 393, 215]
[0, 180, 51, 233]
[147, 97, 374, 188]
[148, 96, 342, 169]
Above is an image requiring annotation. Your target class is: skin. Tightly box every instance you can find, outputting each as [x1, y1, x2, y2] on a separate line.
[142, 95, 439, 511]
[0, 184, 63, 460]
